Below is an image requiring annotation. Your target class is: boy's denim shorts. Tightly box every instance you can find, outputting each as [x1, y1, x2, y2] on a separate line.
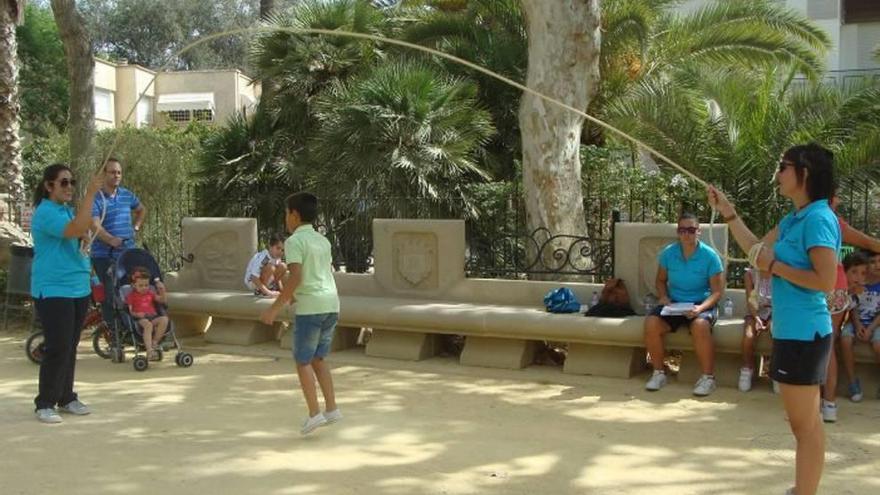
[840, 322, 880, 343]
[293, 313, 339, 364]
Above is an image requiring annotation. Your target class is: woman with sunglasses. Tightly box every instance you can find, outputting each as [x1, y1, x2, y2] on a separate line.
[31, 163, 103, 424]
[643, 212, 725, 396]
[708, 143, 840, 495]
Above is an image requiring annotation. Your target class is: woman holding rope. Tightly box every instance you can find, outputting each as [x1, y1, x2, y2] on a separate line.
[31, 164, 103, 423]
[708, 143, 839, 495]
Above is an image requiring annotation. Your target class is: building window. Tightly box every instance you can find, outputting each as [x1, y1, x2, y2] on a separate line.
[163, 110, 191, 123]
[844, 0, 880, 23]
[192, 109, 214, 122]
[94, 89, 113, 122]
[136, 96, 153, 127]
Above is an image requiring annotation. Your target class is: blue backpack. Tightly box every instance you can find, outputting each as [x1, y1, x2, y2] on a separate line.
[543, 287, 581, 313]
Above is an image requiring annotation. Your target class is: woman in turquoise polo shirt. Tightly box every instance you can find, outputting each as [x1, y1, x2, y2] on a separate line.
[709, 143, 840, 495]
[31, 163, 102, 424]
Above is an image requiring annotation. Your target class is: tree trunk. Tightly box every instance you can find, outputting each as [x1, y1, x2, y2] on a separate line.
[518, 0, 601, 280]
[51, 0, 94, 173]
[0, 0, 25, 206]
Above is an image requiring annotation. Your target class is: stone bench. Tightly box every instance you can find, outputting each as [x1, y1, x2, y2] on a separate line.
[165, 217, 879, 392]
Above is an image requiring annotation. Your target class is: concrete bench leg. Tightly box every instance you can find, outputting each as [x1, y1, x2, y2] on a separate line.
[460, 337, 535, 370]
[205, 317, 276, 345]
[169, 314, 211, 338]
[564, 344, 646, 378]
[366, 329, 438, 361]
[678, 351, 743, 388]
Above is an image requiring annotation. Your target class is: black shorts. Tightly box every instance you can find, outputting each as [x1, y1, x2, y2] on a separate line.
[649, 304, 717, 332]
[769, 333, 832, 385]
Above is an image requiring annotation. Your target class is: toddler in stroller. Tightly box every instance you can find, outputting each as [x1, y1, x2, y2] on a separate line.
[113, 248, 193, 371]
[125, 266, 168, 361]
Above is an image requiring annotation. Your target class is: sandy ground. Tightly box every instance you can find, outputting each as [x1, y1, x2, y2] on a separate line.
[1, 326, 879, 495]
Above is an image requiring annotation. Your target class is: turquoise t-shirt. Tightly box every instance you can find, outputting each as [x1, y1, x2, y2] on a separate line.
[30, 200, 91, 299]
[658, 240, 724, 303]
[771, 199, 841, 341]
[285, 225, 339, 315]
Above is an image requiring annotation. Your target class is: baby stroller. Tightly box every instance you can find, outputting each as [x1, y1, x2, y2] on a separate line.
[110, 247, 194, 372]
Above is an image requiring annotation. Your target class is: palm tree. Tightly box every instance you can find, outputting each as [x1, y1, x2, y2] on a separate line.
[605, 66, 880, 234]
[0, 0, 25, 205]
[309, 60, 494, 271]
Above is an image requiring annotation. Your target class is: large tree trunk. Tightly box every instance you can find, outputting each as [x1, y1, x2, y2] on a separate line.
[0, 0, 25, 206]
[518, 0, 601, 279]
[51, 0, 94, 172]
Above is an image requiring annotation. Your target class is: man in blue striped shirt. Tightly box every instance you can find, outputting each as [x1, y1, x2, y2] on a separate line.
[91, 158, 146, 326]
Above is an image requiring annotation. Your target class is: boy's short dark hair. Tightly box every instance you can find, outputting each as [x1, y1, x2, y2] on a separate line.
[286, 192, 318, 223]
[863, 249, 880, 259]
[843, 251, 869, 271]
[268, 233, 284, 247]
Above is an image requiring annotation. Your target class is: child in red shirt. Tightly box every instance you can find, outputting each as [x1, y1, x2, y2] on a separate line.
[125, 267, 168, 360]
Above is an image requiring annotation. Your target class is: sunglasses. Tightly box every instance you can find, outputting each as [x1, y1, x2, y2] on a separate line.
[677, 227, 698, 235]
[56, 178, 77, 188]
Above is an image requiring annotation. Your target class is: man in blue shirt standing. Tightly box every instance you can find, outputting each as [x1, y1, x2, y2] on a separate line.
[91, 158, 146, 327]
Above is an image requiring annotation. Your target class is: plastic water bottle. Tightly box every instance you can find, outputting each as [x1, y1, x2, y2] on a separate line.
[590, 291, 599, 309]
[723, 297, 734, 319]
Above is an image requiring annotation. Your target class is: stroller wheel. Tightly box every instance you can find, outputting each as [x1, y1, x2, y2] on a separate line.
[25, 332, 46, 364]
[176, 352, 194, 368]
[92, 324, 113, 359]
[133, 356, 149, 372]
[111, 347, 125, 364]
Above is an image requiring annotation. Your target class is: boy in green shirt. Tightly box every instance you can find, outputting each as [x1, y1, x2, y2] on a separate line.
[262, 192, 341, 435]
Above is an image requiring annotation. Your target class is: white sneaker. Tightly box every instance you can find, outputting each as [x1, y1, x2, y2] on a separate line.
[738, 367, 754, 392]
[821, 400, 837, 423]
[35, 408, 62, 424]
[772, 380, 781, 394]
[59, 399, 91, 415]
[300, 413, 327, 435]
[323, 409, 342, 425]
[645, 370, 667, 391]
[693, 374, 717, 397]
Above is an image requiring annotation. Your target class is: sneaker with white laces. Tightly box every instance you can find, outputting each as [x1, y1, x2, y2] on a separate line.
[59, 399, 91, 416]
[300, 413, 327, 435]
[35, 408, 62, 424]
[820, 400, 837, 423]
[323, 409, 342, 425]
[738, 367, 754, 392]
[645, 370, 667, 391]
[693, 374, 717, 397]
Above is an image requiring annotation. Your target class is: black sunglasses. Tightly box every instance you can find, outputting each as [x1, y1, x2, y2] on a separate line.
[57, 178, 77, 188]
[677, 227, 698, 235]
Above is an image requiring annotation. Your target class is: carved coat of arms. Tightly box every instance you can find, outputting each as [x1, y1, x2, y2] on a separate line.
[396, 236, 435, 286]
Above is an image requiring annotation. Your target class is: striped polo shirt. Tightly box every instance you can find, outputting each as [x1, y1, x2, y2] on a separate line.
[91, 186, 141, 259]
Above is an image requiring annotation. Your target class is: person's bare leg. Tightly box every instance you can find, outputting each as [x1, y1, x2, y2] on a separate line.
[742, 317, 758, 369]
[644, 316, 671, 370]
[139, 319, 153, 354]
[780, 383, 825, 495]
[296, 363, 320, 417]
[152, 316, 169, 348]
[690, 319, 715, 375]
[840, 336, 858, 383]
[823, 313, 844, 401]
[274, 264, 287, 290]
[311, 357, 337, 412]
[260, 264, 275, 288]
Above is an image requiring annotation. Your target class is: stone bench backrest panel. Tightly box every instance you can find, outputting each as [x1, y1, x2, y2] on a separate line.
[180, 217, 258, 291]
